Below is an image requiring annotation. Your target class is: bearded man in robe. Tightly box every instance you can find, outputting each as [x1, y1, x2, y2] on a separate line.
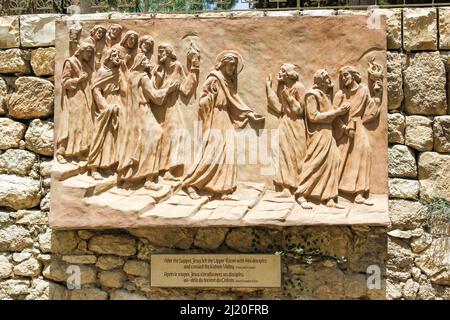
[295, 69, 349, 209]
[266, 63, 306, 197]
[87, 48, 127, 180]
[334, 65, 382, 206]
[56, 42, 95, 164]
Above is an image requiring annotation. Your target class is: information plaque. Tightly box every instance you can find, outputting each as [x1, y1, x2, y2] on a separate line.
[151, 254, 281, 288]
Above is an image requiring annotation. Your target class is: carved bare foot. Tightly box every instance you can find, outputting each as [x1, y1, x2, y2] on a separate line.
[326, 199, 345, 209]
[56, 154, 67, 164]
[164, 171, 181, 181]
[296, 196, 313, 209]
[186, 187, 200, 200]
[91, 172, 103, 181]
[221, 194, 240, 201]
[276, 188, 291, 198]
[144, 180, 162, 191]
[355, 194, 374, 206]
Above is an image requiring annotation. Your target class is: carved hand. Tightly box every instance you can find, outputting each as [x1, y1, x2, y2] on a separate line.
[168, 80, 180, 93]
[345, 126, 355, 138]
[248, 111, 265, 122]
[336, 104, 350, 116]
[78, 72, 88, 83]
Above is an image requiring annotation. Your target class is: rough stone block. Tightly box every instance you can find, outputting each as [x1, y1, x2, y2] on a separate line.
[388, 145, 417, 178]
[0, 16, 20, 49]
[0, 49, 31, 74]
[20, 14, 59, 48]
[403, 8, 437, 51]
[388, 113, 405, 144]
[387, 52, 404, 111]
[418, 152, 450, 201]
[433, 116, 450, 152]
[404, 52, 447, 115]
[405, 116, 433, 151]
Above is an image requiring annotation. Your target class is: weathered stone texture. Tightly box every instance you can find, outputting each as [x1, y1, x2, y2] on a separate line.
[387, 52, 404, 111]
[128, 228, 194, 250]
[372, 9, 402, 49]
[439, 8, 450, 49]
[388, 113, 405, 144]
[433, 116, 450, 153]
[20, 14, 59, 48]
[8, 77, 54, 119]
[389, 178, 419, 200]
[0, 16, 20, 49]
[88, 235, 137, 256]
[389, 200, 426, 229]
[0, 149, 37, 176]
[405, 116, 434, 151]
[0, 49, 31, 74]
[404, 52, 447, 115]
[0, 77, 7, 115]
[403, 8, 438, 51]
[0, 174, 41, 210]
[24, 119, 54, 156]
[0, 225, 33, 252]
[193, 228, 228, 249]
[418, 152, 450, 201]
[31, 47, 55, 76]
[388, 145, 417, 178]
[0, 118, 27, 150]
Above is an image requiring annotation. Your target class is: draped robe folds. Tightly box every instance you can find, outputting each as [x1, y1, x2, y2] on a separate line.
[295, 89, 341, 201]
[117, 70, 167, 182]
[88, 65, 127, 170]
[182, 70, 253, 194]
[151, 60, 197, 173]
[334, 84, 380, 195]
[273, 83, 306, 189]
[57, 56, 93, 158]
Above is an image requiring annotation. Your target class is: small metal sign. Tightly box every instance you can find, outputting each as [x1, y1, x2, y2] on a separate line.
[151, 254, 281, 288]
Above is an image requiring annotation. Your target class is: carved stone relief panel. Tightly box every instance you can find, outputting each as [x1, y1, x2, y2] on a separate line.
[51, 16, 388, 229]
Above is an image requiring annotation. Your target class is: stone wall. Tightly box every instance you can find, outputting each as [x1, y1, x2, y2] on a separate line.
[0, 9, 449, 300]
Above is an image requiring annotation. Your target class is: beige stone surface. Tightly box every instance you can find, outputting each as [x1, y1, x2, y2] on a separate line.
[0, 255, 13, 279]
[0, 77, 7, 115]
[24, 119, 54, 156]
[31, 47, 55, 76]
[0, 174, 41, 210]
[20, 14, 59, 48]
[88, 235, 136, 256]
[388, 113, 405, 144]
[415, 237, 450, 285]
[98, 270, 126, 288]
[0, 118, 26, 150]
[403, 8, 437, 51]
[96, 255, 125, 271]
[0, 16, 20, 49]
[418, 152, 450, 201]
[388, 178, 419, 200]
[404, 52, 447, 115]
[387, 52, 404, 111]
[439, 8, 450, 49]
[0, 224, 33, 252]
[8, 77, 54, 119]
[373, 9, 402, 50]
[0, 149, 37, 177]
[388, 145, 417, 178]
[433, 116, 450, 152]
[13, 257, 41, 277]
[123, 260, 149, 277]
[405, 115, 433, 151]
[0, 49, 31, 74]
[389, 199, 426, 229]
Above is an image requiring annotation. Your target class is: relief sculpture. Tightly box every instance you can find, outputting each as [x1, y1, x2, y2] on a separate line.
[51, 16, 389, 229]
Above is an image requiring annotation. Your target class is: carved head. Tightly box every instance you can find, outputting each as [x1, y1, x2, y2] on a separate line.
[278, 63, 298, 83]
[75, 42, 95, 62]
[120, 31, 139, 50]
[313, 69, 333, 90]
[130, 53, 150, 72]
[339, 66, 361, 89]
[108, 24, 123, 40]
[90, 25, 107, 41]
[139, 35, 154, 55]
[158, 43, 177, 64]
[69, 24, 82, 41]
[104, 48, 122, 67]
